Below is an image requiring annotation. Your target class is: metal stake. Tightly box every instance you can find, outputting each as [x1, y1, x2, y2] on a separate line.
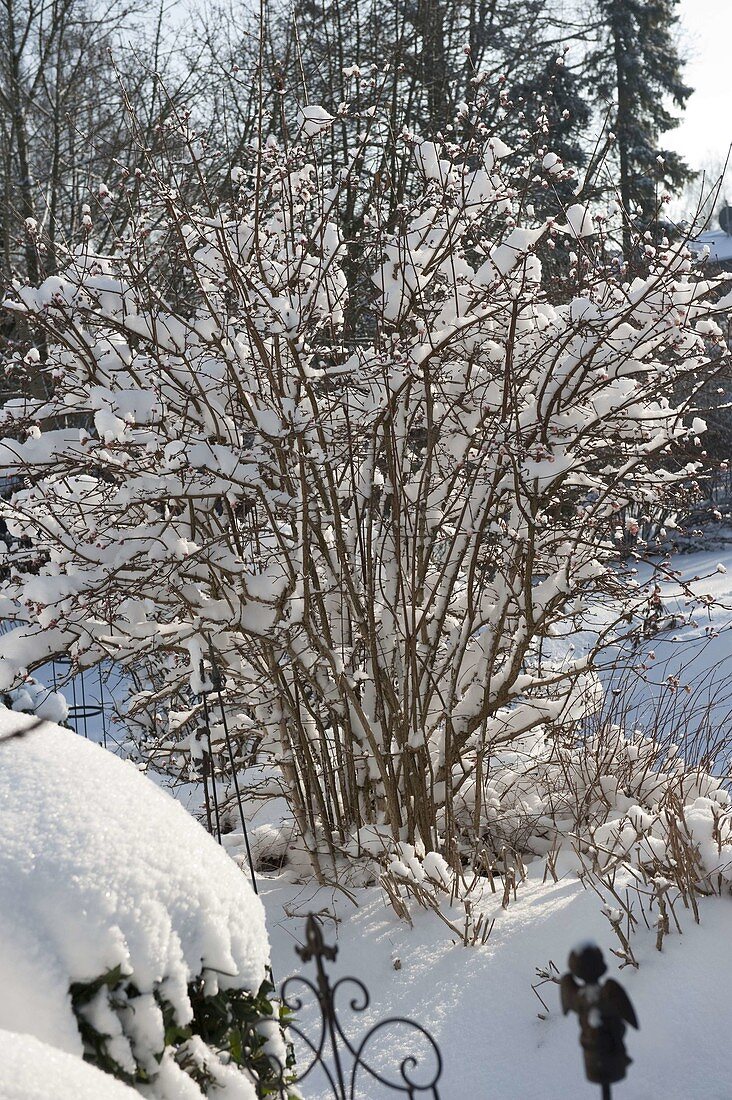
[208, 641, 258, 896]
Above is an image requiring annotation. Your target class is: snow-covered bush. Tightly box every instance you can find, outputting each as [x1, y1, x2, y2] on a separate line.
[0, 1029, 138, 1100]
[0, 711, 289, 1098]
[0, 89, 730, 877]
[4, 674, 68, 723]
[463, 721, 731, 871]
[378, 720, 732, 947]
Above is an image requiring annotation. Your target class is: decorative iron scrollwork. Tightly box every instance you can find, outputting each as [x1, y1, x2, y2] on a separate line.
[272, 913, 443, 1099]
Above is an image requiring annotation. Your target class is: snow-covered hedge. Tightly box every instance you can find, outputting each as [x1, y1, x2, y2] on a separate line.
[0, 711, 288, 1098]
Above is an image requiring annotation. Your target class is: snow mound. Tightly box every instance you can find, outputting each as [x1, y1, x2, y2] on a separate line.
[0, 1029, 137, 1099]
[0, 711, 271, 1093]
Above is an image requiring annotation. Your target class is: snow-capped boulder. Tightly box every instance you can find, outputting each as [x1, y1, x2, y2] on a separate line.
[0, 1029, 138, 1099]
[0, 710, 282, 1098]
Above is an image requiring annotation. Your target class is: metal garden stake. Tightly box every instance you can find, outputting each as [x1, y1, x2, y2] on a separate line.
[272, 913, 443, 1098]
[560, 942, 639, 1100]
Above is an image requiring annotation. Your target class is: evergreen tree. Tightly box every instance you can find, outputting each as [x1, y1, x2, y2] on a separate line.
[512, 58, 592, 212]
[507, 58, 593, 290]
[586, 0, 692, 254]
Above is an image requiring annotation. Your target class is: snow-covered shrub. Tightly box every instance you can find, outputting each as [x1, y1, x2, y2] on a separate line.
[575, 730, 732, 923]
[452, 720, 732, 869]
[4, 674, 68, 723]
[0, 711, 289, 1098]
[0, 88, 730, 877]
[377, 723, 732, 945]
[380, 843, 498, 945]
[0, 1029, 138, 1100]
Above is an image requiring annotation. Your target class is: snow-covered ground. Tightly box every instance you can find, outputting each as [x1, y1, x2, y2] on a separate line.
[255, 549, 732, 1100]
[602, 549, 732, 762]
[262, 860, 732, 1100]
[5, 549, 732, 1098]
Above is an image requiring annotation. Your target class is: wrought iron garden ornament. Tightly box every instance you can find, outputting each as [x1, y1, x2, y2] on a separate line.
[272, 913, 443, 1099]
[561, 942, 639, 1100]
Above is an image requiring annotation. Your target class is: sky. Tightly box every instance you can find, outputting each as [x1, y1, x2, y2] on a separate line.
[669, 0, 732, 172]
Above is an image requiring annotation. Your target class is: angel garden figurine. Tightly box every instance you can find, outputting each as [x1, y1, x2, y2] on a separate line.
[561, 942, 639, 1097]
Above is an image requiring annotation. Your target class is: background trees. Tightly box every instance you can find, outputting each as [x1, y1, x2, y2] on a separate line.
[1, 0, 133, 283]
[0, 0, 208, 396]
[0, 0, 696, 299]
[287, 0, 565, 133]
